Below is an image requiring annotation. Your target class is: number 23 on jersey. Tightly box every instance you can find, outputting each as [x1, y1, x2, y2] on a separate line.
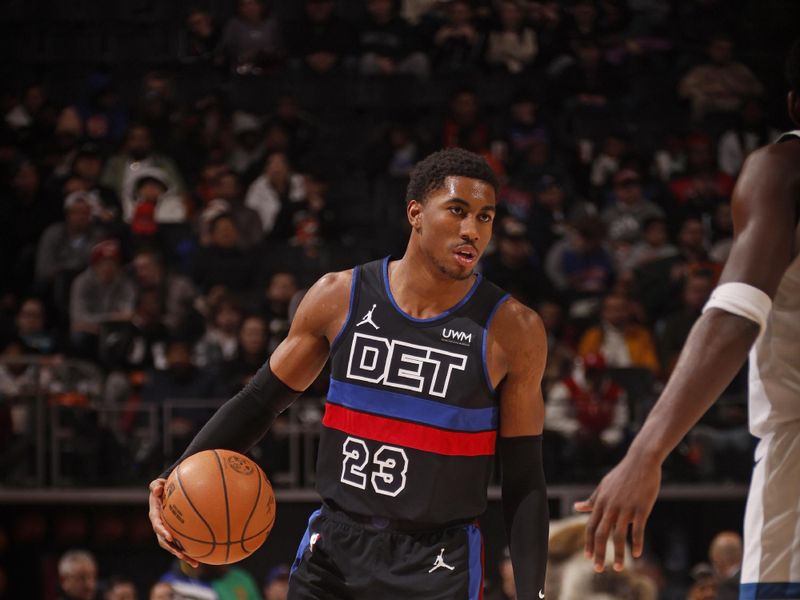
[340, 436, 409, 497]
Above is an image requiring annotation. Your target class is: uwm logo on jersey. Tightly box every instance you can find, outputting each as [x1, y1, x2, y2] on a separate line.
[346, 332, 468, 398]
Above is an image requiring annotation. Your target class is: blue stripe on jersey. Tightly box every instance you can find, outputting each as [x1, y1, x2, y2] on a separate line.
[467, 523, 483, 600]
[381, 256, 483, 323]
[740, 583, 800, 599]
[328, 378, 498, 432]
[481, 293, 510, 393]
[330, 266, 360, 352]
[290, 509, 322, 577]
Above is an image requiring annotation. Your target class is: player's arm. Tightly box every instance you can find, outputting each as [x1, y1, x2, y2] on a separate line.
[148, 269, 352, 563]
[576, 143, 800, 572]
[491, 299, 549, 599]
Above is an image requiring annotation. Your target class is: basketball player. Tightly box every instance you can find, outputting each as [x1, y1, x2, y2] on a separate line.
[576, 40, 800, 598]
[148, 148, 549, 599]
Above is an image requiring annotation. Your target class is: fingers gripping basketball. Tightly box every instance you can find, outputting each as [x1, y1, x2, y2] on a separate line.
[162, 450, 276, 564]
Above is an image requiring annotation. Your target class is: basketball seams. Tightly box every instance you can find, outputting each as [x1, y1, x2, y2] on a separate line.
[212, 450, 233, 564]
[240, 461, 263, 554]
[163, 515, 274, 545]
[175, 462, 217, 549]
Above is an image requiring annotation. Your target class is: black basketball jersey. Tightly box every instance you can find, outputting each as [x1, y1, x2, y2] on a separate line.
[315, 257, 510, 525]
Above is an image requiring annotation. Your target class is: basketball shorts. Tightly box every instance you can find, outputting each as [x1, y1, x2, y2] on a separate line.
[741, 422, 800, 599]
[288, 504, 485, 600]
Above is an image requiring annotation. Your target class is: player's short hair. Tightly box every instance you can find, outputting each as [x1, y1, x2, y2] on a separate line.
[406, 148, 498, 204]
[58, 549, 96, 577]
[786, 38, 800, 94]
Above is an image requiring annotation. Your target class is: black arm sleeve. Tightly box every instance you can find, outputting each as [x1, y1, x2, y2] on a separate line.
[500, 435, 549, 599]
[159, 361, 301, 479]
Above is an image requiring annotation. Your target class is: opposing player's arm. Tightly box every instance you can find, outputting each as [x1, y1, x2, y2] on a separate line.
[148, 270, 352, 564]
[577, 142, 800, 572]
[490, 299, 549, 600]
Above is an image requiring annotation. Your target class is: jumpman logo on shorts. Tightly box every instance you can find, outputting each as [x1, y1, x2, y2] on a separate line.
[428, 548, 455, 573]
[356, 304, 380, 330]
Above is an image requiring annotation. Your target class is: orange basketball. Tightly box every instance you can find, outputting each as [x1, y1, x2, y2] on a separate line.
[161, 449, 276, 565]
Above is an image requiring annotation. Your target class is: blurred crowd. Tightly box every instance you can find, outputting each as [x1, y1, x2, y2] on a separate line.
[0, 0, 780, 487]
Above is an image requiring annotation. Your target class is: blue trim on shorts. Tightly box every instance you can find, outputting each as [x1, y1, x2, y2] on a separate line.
[290, 509, 322, 577]
[740, 582, 800, 599]
[467, 523, 483, 600]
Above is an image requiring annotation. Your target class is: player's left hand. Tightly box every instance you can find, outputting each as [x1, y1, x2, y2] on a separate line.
[573, 452, 662, 573]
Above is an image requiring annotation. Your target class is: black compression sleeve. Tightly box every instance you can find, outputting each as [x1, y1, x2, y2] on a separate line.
[500, 435, 549, 600]
[159, 361, 301, 479]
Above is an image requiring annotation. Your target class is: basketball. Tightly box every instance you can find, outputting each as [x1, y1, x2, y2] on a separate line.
[161, 449, 276, 565]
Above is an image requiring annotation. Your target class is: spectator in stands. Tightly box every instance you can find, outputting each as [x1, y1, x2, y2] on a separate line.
[717, 99, 779, 177]
[537, 299, 575, 394]
[431, 0, 485, 73]
[481, 218, 553, 305]
[191, 213, 259, 298]
[68, 144, 123, 232]
[207, 171, 263, 249]
[500, 89, 549, 171]
[218, 0, 283, 76]
[35, 191, 102, 316]
[709, 200, 733, 264]
[545, 216, 615, 316]
[223, 314, 269, 391]
[261, 270, 299, 352]
[678, 33, 763, 120]
[0, 337, 50, 401]
[4, 82, 49, 132]
[652, 133, 688, 183]
[141, 338, 223, 453]
[286, 0, 355, 75]
[132, 249, 197, 335]
[104, 577, 137, 600]
[669, 133, 735, 216]
[709, 531, 742, 600]
[57, 549, 99, 600]
[147, 583, 172, 600]
[194, 294, 243, 369]
[602, 169, 664, 244]
[589, 131, 629, 191]
[69, 240, 136, 357]
[578, 293, 660, 376]
[62, 74, 129, 148]
[545, 352, 629, 480]
[12, 297, 59, 354]
[556, 36, 625, 107]
[101, 124, 186, 222]
[358, 0, 429, 78]
[263, 564, 290, 600]
[634, 216, 721, 322]
[686, 563, 718, 600]
[245, 151, 307, 238]
[657, 272, 713, 375]
[622, 216, 678, 274]
[441, 88, 489, 151]
[179, 7, 220, 67]
[100, 289, 169, 373]
[159, 561, 261, 600]
[486, 0, 538, 74]
[269, 93, 318, 165]
[229, 111, 266, 177]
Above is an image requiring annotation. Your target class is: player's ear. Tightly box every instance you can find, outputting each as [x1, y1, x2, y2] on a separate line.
[407, 199, 423, 232]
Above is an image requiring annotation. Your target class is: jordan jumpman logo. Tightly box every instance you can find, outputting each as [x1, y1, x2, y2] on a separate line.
[356, 304, 380, 329]
[428, 548, 455, 573]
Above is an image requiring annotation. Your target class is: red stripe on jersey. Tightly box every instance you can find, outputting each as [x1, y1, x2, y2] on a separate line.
[322, 402, 496, 457]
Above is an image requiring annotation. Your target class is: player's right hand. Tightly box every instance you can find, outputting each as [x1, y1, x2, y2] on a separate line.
[148, 478, 200, 568]
[573, 452, 662, 573]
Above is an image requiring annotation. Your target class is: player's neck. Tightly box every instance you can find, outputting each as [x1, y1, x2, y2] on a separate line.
[389, 249, 477, 319]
